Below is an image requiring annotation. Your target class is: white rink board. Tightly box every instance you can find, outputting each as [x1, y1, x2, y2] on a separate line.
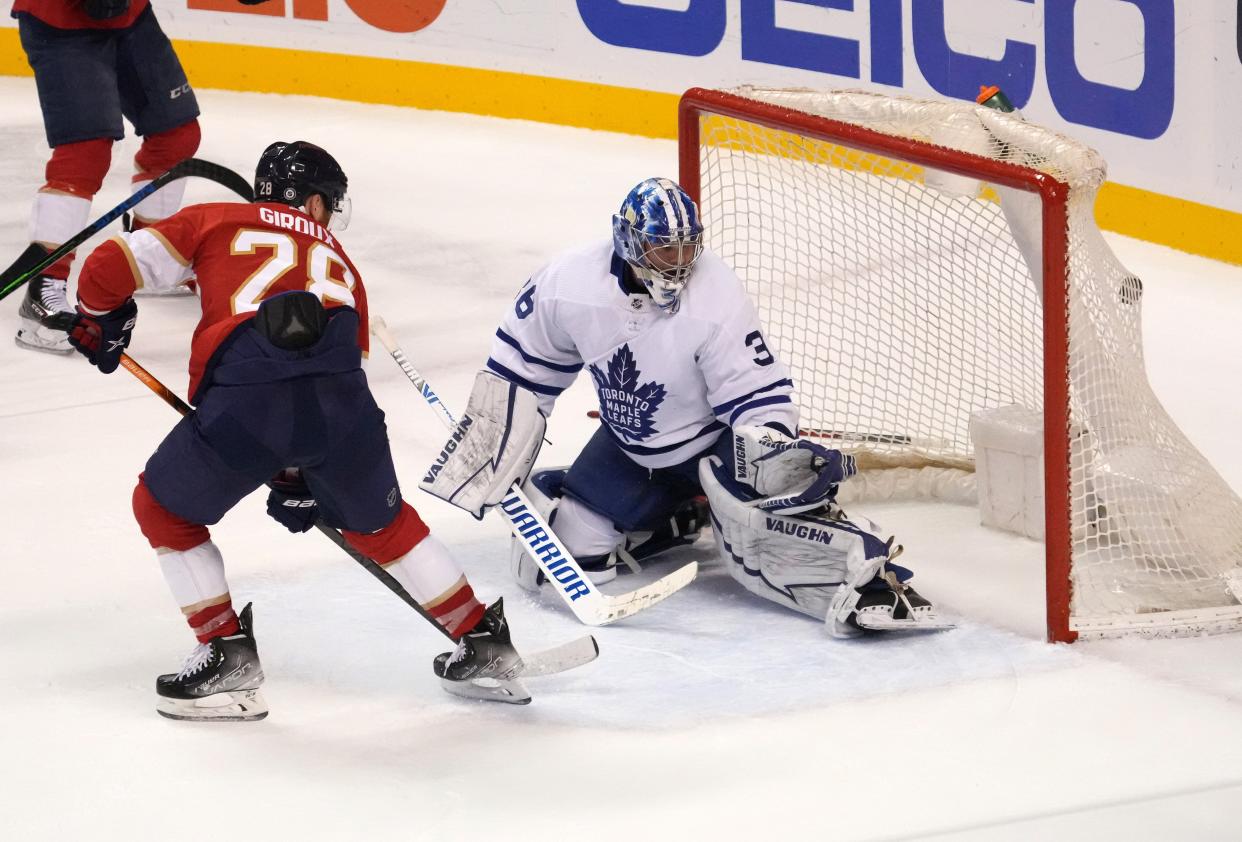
[1, 80, 1242, 839]
[3, 0, 1236, 213]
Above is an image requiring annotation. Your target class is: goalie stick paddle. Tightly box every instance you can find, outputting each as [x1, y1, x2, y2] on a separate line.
[0, 157, 254, 303]
[115, 352, 597, 677]
[369, 315, 699, 626]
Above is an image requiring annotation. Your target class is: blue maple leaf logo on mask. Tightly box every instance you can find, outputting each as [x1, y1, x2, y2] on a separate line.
[588, 344, 667, 442]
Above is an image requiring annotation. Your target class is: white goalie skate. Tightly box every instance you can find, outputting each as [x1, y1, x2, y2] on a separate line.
[829, 555, 955, 638]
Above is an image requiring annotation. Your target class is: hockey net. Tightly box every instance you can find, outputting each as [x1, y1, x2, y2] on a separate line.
[679, 86, 1242, 642]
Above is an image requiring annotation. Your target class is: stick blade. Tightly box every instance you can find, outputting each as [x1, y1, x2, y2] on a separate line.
[592, 561, 699, 626]
[520, 635, 600, 678]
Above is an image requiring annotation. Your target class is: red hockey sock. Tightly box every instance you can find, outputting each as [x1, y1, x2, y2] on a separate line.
[133, 119, 200, 182]
[342, 502, 430, 564]
[186, 598, 239, 643]
[426, 579, 486, 640]
[133, 475, 210, 551]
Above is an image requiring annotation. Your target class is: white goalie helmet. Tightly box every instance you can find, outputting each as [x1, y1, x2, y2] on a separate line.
[611, 177, 704, 311]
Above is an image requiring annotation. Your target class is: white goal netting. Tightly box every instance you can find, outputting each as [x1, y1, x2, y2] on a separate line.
[688, 86, 1242, 638]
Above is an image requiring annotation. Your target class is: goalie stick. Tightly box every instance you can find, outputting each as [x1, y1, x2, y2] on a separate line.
[369, 315, 699, 626]
[0, 157, 254, 303]
[115, 351, 598, 680]
[584, 410, 966, 471]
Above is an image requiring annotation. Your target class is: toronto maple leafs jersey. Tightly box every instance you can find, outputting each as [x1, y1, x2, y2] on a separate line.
[486, 239, 799, 469]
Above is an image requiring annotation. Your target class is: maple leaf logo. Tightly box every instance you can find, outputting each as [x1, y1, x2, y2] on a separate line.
[588, 344, 667, 442]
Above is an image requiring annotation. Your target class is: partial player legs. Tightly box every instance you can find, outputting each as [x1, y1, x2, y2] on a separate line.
[130, 119, 199, 226]
[127, 120, 202, 295]
[16, 9, 125, 354]
[342, 502, 486, 639]
[15, 138, 112, 354]
[342, 502, 531, 702]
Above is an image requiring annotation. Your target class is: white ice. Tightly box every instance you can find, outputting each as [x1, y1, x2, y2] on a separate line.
[2, 78, 1242, 841]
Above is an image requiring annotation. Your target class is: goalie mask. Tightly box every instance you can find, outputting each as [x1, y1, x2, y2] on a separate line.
[254, 140, 352, 231]
[612, 177, 704, 312]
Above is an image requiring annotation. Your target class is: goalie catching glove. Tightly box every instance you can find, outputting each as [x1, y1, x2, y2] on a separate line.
[419, 370, 547, 519]
[731, 425, 856, 514]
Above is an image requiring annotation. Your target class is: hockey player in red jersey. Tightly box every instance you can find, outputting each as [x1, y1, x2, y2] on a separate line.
[10, 0, 271, 353]
[67, 141, 535, 719]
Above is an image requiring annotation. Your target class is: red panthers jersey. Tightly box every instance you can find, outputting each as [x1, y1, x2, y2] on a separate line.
[77, 202, 369, 401]
[11, 1, 150, 30]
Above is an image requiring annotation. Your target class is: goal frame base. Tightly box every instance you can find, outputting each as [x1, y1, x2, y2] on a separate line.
[1072, 606, 1242, 639]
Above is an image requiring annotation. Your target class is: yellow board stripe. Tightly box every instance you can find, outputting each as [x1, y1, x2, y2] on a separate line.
[1095, 183, 1242, 266]
[1, 28, 1238, 265]
[176, 38, 679, 140]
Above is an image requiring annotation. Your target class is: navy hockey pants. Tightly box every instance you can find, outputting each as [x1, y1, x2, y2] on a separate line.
[17, 6, 199, 147]
[560, 425, 734, 533]
[144, 370, 403, 535]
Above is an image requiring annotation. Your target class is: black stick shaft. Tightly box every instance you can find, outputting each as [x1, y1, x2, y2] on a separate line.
[1, 158, 252, 302]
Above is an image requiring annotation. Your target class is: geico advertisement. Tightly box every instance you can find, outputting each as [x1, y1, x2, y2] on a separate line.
[7, 1, 1240, 212]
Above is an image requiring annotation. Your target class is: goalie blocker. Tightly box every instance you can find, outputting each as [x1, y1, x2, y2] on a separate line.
[420, 370, 547, 519]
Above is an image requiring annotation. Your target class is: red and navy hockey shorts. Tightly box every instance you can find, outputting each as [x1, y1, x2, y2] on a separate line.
[17, 6, 200, 147]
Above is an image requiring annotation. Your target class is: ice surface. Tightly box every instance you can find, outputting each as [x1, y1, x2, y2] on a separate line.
[2, 79, 1242, 840]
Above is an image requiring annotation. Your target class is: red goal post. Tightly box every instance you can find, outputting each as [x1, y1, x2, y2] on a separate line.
[678, 86, 1242, 643]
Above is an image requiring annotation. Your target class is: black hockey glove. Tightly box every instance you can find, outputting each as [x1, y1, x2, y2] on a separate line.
[266, 469, 319, 533]
[68, 299, 137, 374]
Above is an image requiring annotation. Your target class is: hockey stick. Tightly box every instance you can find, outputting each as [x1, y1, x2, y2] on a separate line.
[369, 315, 698, 626]
[0, 157, 254, 303]
[584, 410, 973, 472]
[116, 351, 598, 673]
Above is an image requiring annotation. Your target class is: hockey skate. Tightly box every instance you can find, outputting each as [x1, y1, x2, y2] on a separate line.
[829, 555, 955, 638]
[156, 603, 267, 721]
[434, 598, 531, 704]
[15, 276, 74, 354]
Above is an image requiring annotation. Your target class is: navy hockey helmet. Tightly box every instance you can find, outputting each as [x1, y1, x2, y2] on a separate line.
[612, 177, 704, 311]
[254, 140, 351, 230]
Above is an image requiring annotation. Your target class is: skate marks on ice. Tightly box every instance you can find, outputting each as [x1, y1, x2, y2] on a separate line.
[106, 532, 1075, 732]
[487, 542, 1078, 729]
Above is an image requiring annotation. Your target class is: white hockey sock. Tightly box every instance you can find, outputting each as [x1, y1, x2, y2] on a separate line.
[385, 535, 484, 636]
[130, 177, 187, 224]
[158, 541, 232, 623]
[30, 190, 91, 247]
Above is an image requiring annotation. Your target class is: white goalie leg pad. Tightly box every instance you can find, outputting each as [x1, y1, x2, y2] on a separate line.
[420, 370, 547, 518]
[700, 457, 885, 623]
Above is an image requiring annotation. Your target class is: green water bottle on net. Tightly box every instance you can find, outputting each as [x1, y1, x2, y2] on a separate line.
[976, 84, 1017, 113]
